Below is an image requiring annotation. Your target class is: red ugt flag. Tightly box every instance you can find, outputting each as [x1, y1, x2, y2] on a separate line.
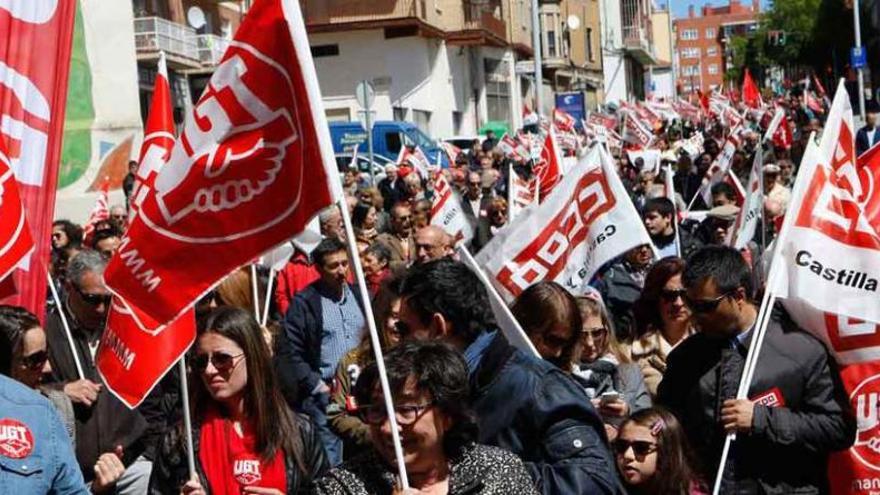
[0, 1, 76, 318]
[535, 127, 562, 200]
[104, 0, 340, 329]
[0, 139, 33, 287]
[742, 69, 763, 108]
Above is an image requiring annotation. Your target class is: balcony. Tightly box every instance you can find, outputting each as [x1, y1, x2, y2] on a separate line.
[300, 0, 444, 37]
[448, 5, 508, 47]
[622, 25, 657, 65]
[134, 16, 200, 68]
[195, 34, 229, 66]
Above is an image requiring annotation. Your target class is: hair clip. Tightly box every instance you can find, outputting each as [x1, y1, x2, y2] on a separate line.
[650, 418, 666, 436]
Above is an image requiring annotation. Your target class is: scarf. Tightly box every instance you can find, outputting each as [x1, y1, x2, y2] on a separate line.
[199, 408, 287, 494]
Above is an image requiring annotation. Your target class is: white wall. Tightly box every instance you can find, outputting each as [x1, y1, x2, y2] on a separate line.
[650, 67, 675, 99]
[599, 0, 627, 105]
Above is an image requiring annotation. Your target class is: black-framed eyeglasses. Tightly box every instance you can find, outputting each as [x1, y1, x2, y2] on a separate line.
[612, 439, 658, 457]
[192, 352, 244, 373]
[660, 288, 687, 303]
[72, 285, 111, 307]
[684, 292, 733, 314]
[20, 350, 49, 370]
[357, 402, 434, 426]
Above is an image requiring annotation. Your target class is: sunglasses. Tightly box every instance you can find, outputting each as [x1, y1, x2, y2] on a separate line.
[357, 402, 434, 426]
[660, 288, 687, 303]
[684, 292, 732, 314]
[581, 327, 607, 340]
[612, 439, 658, 457]
[20, 350, 49, 370]
[192, 352, 244, 373]
[72, 285, 111, 307]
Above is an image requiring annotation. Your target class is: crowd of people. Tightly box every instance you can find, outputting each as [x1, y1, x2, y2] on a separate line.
[3, 86, 872, 495]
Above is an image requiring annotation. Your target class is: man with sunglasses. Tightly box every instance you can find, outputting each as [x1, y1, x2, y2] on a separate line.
[397, 259, 623, 495]
[45, 250, 153, 493]
[375, 202, 415, 273]
[657, 246, 855, 493]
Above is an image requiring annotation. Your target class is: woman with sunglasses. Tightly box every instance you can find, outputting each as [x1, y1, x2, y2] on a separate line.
[510, 281, 582, 370]
[328, 279, 402, 460]
[314, 340, 538, 495]
[613, 407, 706, 495]
[572, 296, 651, 441]
[149, 306, 328, 494]
[629, 258, 694, 398]
[0, 305, 126, 493]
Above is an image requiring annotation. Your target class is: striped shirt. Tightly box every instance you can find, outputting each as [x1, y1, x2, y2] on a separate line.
[318, 285, 365, 382]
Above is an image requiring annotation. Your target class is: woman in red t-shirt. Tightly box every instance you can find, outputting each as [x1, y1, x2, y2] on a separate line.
[148, 306, 328, 494]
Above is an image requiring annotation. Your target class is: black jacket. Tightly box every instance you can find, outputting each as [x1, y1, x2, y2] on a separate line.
[856, 125, 879, 156]
[274, 282, 364, 408]
[148, 412, 328, 494]
[657, 308, 855, 494]
[470, 333, 623, 495]
[595, 261, 649, 340]
[45, 309, 148, 481]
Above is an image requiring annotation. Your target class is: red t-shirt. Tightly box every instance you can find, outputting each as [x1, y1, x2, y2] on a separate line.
[199, 410, 287, 494]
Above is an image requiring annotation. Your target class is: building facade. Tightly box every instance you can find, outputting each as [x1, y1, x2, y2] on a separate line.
[301, 0, 535, 138]
[598, 0, 657, 104]
[650, 5, 674, 99]
[673, 0, 758, 93]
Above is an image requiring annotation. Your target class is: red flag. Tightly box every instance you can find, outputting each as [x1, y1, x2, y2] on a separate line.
[82, 179, 110, 243]
[742, 69, 762, 108]
[553, 108, 576, 132]
[104, 0, 339, 328]
[773, 113, 794, 150]
[534, 127, 562, 199]
[0, 140, 33, 285]
[855, 141, 880, 235]
[131, 52, 175, 216]
[0, 1, 76, 318]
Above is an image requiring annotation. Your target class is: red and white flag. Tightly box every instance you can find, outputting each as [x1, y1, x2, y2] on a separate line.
[131, 52, 176, 217]
[553, 108, 576, 133]
[508, 166, 536, 221]
[534, 127, 563, 200]
[0, 139, 33, 287]
[497, 134, 530, 161]
[696, 128, 742, 207]
[82, 179, 110, 242]
[856, 141, 880, 234]
[728, 149, 762, 249]
[475, 145, 653, 302]
[587, 112, 617, 132]
[104, 0, 340, 329]
[623, 111, 654, 148]
[440, 141, 461, 165]
[397, 145, 431, 178]
[430, 173, 473, 244]
[0, 1, 76, 317]
[523, 104, 539, 126]
[769, 79, 880, 365]
[742, 68, 763, 109]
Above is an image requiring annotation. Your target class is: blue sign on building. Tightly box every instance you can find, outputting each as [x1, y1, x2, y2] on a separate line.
[555, 92, 585, 128]
[852, 46, 867, 69]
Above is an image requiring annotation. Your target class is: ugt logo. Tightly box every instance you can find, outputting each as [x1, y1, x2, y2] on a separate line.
[850, 373, 880, 471]
[139, 39, 304, 242]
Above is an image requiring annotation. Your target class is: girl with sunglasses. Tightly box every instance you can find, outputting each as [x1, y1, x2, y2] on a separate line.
[629, 258, 695, 398]
[614, 407, 706, 495]
[149, 306, 328, 494]
[572, 295, 651, 441]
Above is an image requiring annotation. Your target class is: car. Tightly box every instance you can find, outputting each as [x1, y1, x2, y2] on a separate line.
[329, 121, 450, 168]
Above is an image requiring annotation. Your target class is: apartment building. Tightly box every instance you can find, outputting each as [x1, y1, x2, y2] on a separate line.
[301, 0, 536, 138]
[650, 4, 674, 99]
[538, 0, 604, 111]
[673, 0, 759, 93]
[599, 0, 657, 104]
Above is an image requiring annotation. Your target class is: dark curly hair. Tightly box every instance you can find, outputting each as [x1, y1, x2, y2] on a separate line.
[0, 305, 41, 376]
[353, 340, 477, 458]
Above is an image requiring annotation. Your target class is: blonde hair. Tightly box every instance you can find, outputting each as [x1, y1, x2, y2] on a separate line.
[575, 296, 631, 364]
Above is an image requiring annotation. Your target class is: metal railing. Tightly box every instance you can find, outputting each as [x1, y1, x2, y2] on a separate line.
[463, 7, 507, 41]
[134, 16, 198, 61]
[195, 34, 229, 66]
[300, 0, 423, 26]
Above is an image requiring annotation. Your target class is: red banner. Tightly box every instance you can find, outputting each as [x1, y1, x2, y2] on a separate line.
[0, 139, 33, 284]
[104, 0, 339, 329]
[829, 362, 880, 494]
[0, 1, 76, 318]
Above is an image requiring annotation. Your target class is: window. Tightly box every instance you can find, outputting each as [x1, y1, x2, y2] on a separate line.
[707, 46, 718, 56]
[385, 132, 402, 155]
[311, 44, 339, 57]
[412, 110, 432, 136]
[547, 29, 557, 57]
[679, 28, 698, 40]
[586, 27, 594, 62]
[325, 108, 350, 122]
[708, 64, 718, 74]
[681, 47, 700, 59]
[393, 106, 407, 121]
[485, 58, 511, 123]
[682, 65, 699, 76]
[705, 27, 715, 38]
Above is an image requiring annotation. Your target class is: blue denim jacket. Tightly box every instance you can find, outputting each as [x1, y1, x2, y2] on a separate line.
[0, 375, 87, 494]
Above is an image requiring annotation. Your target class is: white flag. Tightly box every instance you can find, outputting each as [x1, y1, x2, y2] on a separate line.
[696, 128, 741, 207]
[728, 150, 762, 250]
[430, 173, 474, 244]
[508, 164, 536, 221]
[769, 79, 880, 364]
[627, 149, 662, 175]
[476, 145, 654, 302]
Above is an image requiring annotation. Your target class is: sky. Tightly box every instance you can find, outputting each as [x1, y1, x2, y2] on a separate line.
[666, 0, 772, 19]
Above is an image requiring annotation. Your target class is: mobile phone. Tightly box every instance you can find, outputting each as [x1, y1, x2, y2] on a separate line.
[600, 391, 621, 404]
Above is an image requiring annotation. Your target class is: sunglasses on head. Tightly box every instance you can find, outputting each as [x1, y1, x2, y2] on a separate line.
[612, 439, 658, 457]
[73, 285, 111, 307]
[684, 292, 733, 314]
[660, 288, 687, 303]
[21, 350, 49, 370]
[192, 352, 244, 373]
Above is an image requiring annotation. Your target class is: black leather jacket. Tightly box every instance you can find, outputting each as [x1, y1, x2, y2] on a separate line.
[148, 412, 328, 494]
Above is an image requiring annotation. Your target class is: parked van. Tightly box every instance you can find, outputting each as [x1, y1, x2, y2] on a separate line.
[328, 121, 449, 168]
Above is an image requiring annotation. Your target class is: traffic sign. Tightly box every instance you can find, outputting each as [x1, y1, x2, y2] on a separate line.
[852, 47, 867, 69]
[355, 80, 374, 109]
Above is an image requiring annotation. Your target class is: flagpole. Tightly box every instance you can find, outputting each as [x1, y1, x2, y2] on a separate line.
[250, 264, 260, 322]
[47, 271, 85, 380]
[261, 269, 276, 327]
[177, 358, 197, 481]
[666, 165, 683, 258]
[336, 197, 410, 490]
